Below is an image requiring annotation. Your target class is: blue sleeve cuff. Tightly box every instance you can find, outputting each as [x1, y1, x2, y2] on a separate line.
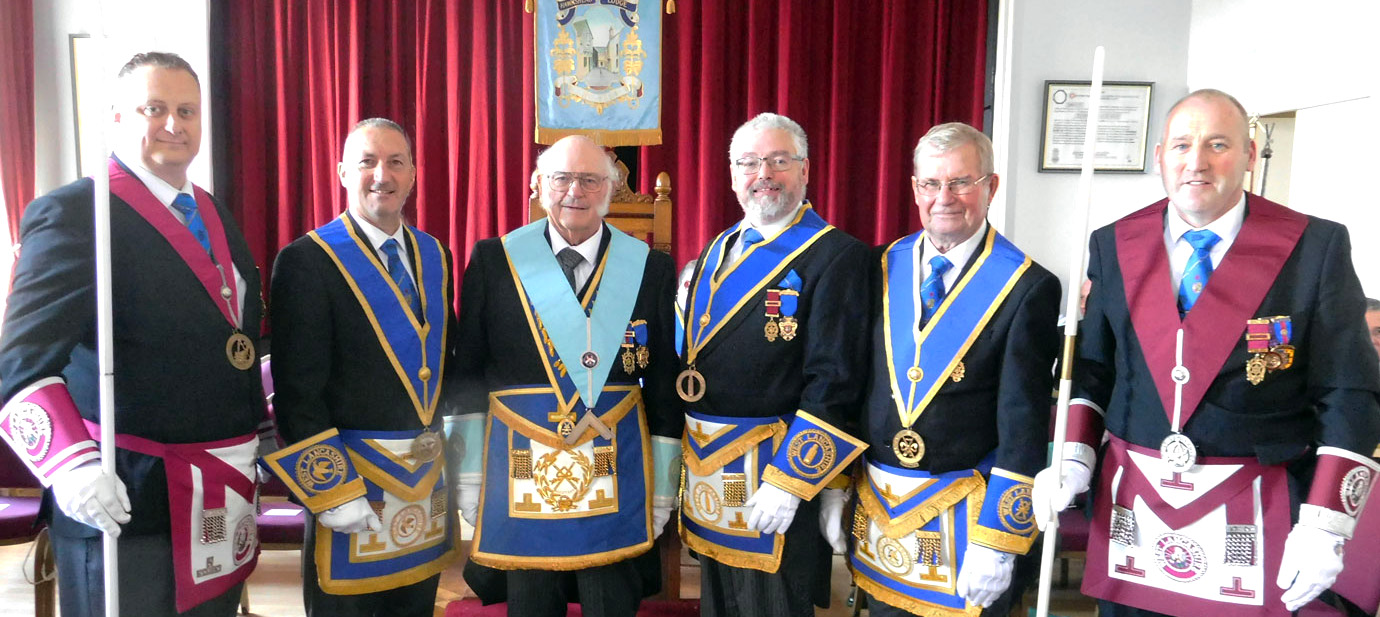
[762, 410, 867, 500]
[972, 467, 1038, 554]
[262, 428, 364, 513]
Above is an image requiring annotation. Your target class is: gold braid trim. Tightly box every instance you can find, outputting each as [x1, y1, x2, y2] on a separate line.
[854, 574, 982, 617]
[469, 538, 653, 571]
[856, 471, 984, 540]
[680, 526, 785, 573]
[681, 422, 787, 476]
[489, 387, 640, 450]
[969, 526, 1038, 555]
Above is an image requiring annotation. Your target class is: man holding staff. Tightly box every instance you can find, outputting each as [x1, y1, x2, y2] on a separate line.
[0, 51, 265, 617]
[1033, 89, 1380, 616]
[850, 122, 1059, 616]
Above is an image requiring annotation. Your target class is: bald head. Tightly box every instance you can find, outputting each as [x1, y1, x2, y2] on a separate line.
[1164, 89, 1251, 144]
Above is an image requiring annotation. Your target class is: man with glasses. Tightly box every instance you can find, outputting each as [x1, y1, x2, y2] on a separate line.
[1033, 89, 1380, 616]
[452, 135, 681, 617]
[847, 122, 1059, 616]
[677, 113, 869, 617]
[265, 118, 460, 616]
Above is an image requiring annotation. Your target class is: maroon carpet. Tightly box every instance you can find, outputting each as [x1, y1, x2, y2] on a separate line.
[445, 599, 700, 617]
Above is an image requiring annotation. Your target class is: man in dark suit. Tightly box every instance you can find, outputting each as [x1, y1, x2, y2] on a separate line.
[265, 118, 459, 616]
[1033, 89, 1380, 616]
[452, 135, 681, 617]
[849, 122, 1059, 617]
[0, 51, 266, 617]
[677, 113, 869, 617]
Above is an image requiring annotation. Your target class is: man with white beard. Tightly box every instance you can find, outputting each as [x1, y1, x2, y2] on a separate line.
[676, 113, 870, 617]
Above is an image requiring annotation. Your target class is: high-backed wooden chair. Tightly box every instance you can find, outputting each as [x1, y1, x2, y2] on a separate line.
[526, 155, 683, 599]
[0, 442, 56, 617]
[528, 155, 673, 254]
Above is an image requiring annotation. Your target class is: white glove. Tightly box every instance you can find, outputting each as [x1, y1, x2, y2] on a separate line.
[652, 504, 674, 539]
[818, 488, 849, 554]
[1276, 524, 1346, 611]
[745, 482, 801, 535]
[1031, 460, 1092, 531]
[458, 482, 481, 527]
[52, 461, 131, 536]
[955, 543, 1015, 608]
[317, 497, 382, 534]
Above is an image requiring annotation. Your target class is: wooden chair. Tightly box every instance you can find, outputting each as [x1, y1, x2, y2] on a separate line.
[527, 154, 673, 254]
[528, 154, 683, 599]
[0, 441, 56, 617]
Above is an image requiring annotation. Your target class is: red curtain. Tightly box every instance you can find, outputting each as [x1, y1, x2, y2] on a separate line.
[218, 0, 986, 296]
[0, 0, 36, 245]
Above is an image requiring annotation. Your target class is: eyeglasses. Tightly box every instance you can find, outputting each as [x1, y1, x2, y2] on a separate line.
[733, 155, 805, 175]
[546, 172, 609, 192]
[914, 174, 992, 196]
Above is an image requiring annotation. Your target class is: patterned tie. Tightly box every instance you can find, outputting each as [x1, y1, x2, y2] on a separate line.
[170, 193, 211, 255]
[557, 247, 584, 293]
[1178, 229, 1221, 317]
[921, 255, 952, 324]
[381, 239, 422, 319]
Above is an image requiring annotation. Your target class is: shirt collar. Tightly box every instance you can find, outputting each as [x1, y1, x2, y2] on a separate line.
[923, 220, 988, 271]
[353, 212, 409, 254]
[737, 200, 805, 242]
[547, 220, 604, 265]
[123, 159, 192, 208]
[1167, 193, 1246, 245]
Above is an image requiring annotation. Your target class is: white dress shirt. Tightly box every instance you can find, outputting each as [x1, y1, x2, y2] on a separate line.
[917, 221, 988, 295]
[355, 215, 416, 283]
[727, 201, 805, 265]
[1164, 195, 1246, 295]
[548, 221, 604, 291]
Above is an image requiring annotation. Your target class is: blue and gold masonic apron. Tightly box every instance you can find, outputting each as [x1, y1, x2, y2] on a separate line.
[850, 228, 1031, 616]
[468, 221, 656, 570]
[306, 216, 457, 594]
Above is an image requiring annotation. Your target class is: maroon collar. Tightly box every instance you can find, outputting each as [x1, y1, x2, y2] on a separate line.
[1114, 195, 1306, 427]
[106, 157, 241, 327]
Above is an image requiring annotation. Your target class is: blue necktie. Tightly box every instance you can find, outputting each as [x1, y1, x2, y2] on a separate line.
[1178, 229, 1221, 317]
[381, 239, 422, 319]
[739, 228, 764, 253]
[170, 193, 211, 255]
[921, 255, 952, 324]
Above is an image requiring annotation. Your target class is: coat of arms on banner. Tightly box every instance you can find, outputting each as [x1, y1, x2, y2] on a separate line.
[533, 0, 665, 146]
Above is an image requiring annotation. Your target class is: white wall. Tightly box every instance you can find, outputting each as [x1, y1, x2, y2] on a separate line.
[1189, 0, 1380, 296]
[32, 0, 213, 195]
[999, 0, 1193, 312]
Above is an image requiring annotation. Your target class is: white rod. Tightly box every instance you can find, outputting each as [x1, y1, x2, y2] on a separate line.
[1035, 45, 1104, 617]
[90, 19, 120, 617]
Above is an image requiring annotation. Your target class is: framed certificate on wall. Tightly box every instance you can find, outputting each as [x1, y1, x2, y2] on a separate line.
[1040, 80, 1153, 172]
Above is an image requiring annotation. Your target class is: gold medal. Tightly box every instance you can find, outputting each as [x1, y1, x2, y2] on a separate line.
[764, 319, 779, 342]
[676, 368, 707, 402]
[226, 332, 255, 371]
[1246, 355, 1266, 385]
[636, 346, 649, 369]
[409, 430, 443, 463]
[951, 361, 965, 383]
[622, 348, 636, 374]
[779, 316, 798, 341]
[891, 428, 925, 468]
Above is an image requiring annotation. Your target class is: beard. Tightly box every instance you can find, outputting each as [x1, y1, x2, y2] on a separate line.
[737, 180, 804, 226]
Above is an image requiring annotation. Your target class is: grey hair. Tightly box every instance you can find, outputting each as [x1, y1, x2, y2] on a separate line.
[118, 51, 199, 85]
[535, 135, 620, 183]
[913, 122, 994, 177]
[347, 118, 414, 162]
[729, 113, 809, 160]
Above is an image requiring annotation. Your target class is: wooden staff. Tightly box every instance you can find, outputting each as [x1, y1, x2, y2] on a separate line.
[1035, 45, 1104, 617]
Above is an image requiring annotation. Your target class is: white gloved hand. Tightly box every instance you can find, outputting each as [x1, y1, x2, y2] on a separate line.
[652, 505, 674, 539]
[317, 497, 382, 534]
[52, 461, 131, 536]
[818, 488, 849, 554]
[745, 482, 801, 535]
[1031, 460, 1091, 531]
[955, 543, 1015, 608]
[1276, 524, 1346, 611]
[458, 482, 481, 527]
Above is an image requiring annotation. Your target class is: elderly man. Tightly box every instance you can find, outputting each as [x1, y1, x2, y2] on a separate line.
[0, 52, 265, 617]
[677, 113, 870, 617]
[849, 122, 1059, 616]
[265, 118, 459, 616]
[452, 135, 681, 617]
[1034, 89, 1380, 616]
